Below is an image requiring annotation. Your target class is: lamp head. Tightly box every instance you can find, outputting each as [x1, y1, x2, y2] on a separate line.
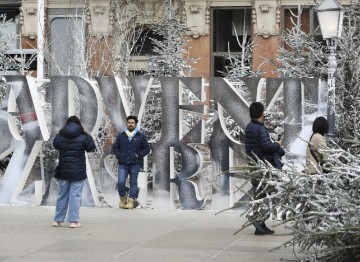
[316, 0, 344, 39]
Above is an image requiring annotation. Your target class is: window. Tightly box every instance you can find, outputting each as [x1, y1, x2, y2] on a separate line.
[282, 6, 322, 49]
[0, 0, 38, 74]
[128, 27, 165, 75]
[211, 8, 252, 77]
[49, 16, 86, 76]
[0, 7, 22, 73]
[131, 28, 164, 56]
[0, 11, 19, 49]
[0, 0, 21, 50]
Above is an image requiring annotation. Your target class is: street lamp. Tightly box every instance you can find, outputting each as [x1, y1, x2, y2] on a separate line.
[316, 0, 344, 139]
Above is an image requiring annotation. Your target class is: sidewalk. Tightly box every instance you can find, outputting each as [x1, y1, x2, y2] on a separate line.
[0, 206, 298, 262]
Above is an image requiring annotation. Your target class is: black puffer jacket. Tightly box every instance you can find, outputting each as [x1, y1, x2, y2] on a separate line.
[245, 120, 280, 165]
[53, 122, 96, 181]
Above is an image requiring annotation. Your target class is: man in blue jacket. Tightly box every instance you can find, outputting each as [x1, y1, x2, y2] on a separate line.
[245, 102, 284, 235]
[112, 115, 151, 209]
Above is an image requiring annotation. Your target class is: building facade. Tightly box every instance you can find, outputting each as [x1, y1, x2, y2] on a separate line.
[0, 0, 351, 78]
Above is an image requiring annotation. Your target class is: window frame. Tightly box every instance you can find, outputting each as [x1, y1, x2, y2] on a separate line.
[280, 5, 322, 50]
[47, 9, 87, 76]
[210, 6, 253, 77]
[0, 5, 29, 73]
[0, 11, 20, 49]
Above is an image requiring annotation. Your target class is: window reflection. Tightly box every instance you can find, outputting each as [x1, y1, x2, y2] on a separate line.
[212, 8, 252, 77]
[50, 17, 85, 76]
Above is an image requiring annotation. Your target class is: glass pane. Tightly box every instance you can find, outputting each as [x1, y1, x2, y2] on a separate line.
[0, 13, 18, 49]
[318, 0, 343, 10]
[214, 55, 228, 77]
[231, 9, 252, 36]
[283, 8, 310, 33]
[317, 11, 340, 38]
[213, 8, 252, 53]
[131, 28, 164, 56]
[50, 17, 85, 76]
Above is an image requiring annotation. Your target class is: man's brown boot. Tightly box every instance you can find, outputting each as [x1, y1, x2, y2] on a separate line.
[124, 198, 135, 209]
[119, 194, 127, 208]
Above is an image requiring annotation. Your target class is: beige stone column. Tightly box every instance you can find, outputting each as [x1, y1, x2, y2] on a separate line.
[20, 0, 41, 76]
[251, 0, 281, 77]
[183, 0, 210, 78]
[87, 0, 113, 77]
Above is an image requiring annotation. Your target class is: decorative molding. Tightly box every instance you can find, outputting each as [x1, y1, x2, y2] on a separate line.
[46, 0, 81, 8]
[87, 0, 112, 37]
[205, 5, 210, 24]
[259, 4, 271, 13]
[192, 30, 200, 39]
[182, 6, 187, 18]
[251, 1, 257, 25]
[276, 0, 281, 24]
[183, 0, 209, 38]
[138, 0, 162, 24]
[189, 5, 200, 13]
[20, 0, 41, 39]
[252, 0, 279, 39]
[25, 8, 37, 15]
[93, 6, 105, 15]
[137, 0, 186, 26]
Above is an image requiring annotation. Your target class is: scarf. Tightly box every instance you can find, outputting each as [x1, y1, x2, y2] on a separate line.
[125, 127, 139, 142]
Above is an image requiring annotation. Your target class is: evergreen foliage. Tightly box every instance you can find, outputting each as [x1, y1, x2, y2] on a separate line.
[111, 0, 146, 79]
[264, 97, 284, 141]
[220, 24, 261, 141]
[0, 14, 19, 171]
[0, 14, 20, 74]
[231, 142, 360, 261]
[271, 7, 327, 78]
[336, 3, 360, 153]
[231, 3, 360, 261]
[222, 26, 261, 80]
[144, 1, 196, 145]
[148, 2, 194, 77]
[272, 3, 360, 153]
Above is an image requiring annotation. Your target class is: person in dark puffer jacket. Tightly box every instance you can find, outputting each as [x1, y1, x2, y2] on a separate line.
[112, 115, 150, 209]
[245, 102, 284, 236]
[52, 116, 96, 229]
[245, 103, 283, 168]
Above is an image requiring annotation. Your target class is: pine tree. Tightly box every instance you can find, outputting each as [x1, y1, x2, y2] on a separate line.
[272, 3, 360, 153]
[271, 7, 327, 78]
[230, 142, 360, 261]
[148, 1, 194, 77]
[222, 26, 261, 80]
[336, 3, 360, 153]
[220, 24, 261, 141]
[227, 3, 360, 261]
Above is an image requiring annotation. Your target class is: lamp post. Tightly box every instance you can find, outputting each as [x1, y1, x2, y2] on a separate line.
[316, 0, 344, 139]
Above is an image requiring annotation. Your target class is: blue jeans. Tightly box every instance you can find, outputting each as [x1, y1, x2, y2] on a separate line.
[118, 164, 140, 198]
[54, 179, 85, 223]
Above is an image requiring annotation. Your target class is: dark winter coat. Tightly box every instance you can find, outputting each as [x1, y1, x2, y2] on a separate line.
[112, 131, 150, 166]
[245, 120, 281, 168]
[53, 122, 96, 181]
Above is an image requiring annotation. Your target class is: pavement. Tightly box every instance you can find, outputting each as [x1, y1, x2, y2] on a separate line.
[0, 205, 300, 262]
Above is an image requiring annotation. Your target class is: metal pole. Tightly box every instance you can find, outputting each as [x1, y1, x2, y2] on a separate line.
[326, 38, 337, 139]
[37, 0, 45, 79]
[37, 0, 45, 193]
